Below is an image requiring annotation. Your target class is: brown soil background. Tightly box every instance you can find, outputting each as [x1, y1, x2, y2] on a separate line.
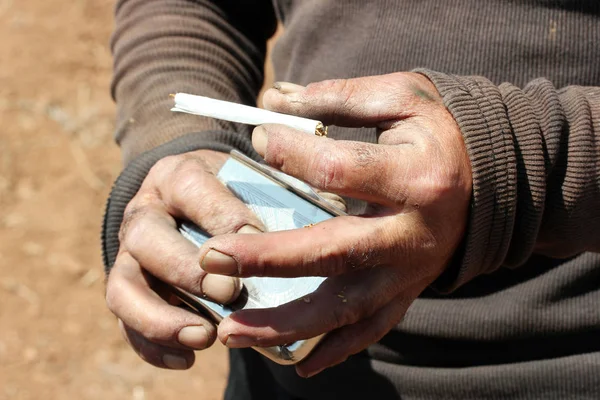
[0, 1, 276, 398]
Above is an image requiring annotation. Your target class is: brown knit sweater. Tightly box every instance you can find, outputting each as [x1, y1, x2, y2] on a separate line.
[103, 0, 600, 398]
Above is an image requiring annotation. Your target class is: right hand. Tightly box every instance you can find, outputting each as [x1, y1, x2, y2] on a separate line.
[105, 149, 266, 370]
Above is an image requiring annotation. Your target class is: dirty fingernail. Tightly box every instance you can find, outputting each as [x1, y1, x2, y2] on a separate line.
[273, 81, 304, 94]
[225, 334, 255, 348]
[163, 354, 188, 370]
[202, 274, 242, 304]
[178, 326, 209, 350]
[201, 250, 238, 276]
[237, 225, 262, 234]
[252, 126, 268, 156]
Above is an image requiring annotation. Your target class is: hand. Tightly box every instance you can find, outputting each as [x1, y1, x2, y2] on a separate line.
[198, 73, 472, 377]
[105, 149, 266, 370]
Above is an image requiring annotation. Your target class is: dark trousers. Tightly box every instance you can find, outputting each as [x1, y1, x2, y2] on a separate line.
[225, 348, 299, 400]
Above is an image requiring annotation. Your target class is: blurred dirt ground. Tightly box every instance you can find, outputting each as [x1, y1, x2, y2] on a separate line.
[0, 1, 275, 399]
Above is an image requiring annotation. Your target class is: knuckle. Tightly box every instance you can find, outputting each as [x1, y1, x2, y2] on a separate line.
[170, 168, 207, 209]
[197, 199, 252, 235]
[120, 197, 152, 242]
[330, 303, 360, 329]
[418, 225, 440, 255]
[417, 136, 439, 162]
[351, 144, 381, 167]
[347, 245, 381, 270]
[135, 192, 159, 208]
[385, 182, 410, 209]
[304, 79, 336, 95]
[104, 290, 118, 315]
[122, 212, 151, 252]
[336, 80, 358, 112]
[308, 79, 358, 121]
[415, 140, 463, 198]
[122, 197, 141, 217]
[310, 147, 346, 190]
[308, 79, 350, 98]
[105, 274, 125, 315]
[417, 166, 460, 207]
[148, 155, 180, 181]
[307, 243, 346, 276]
[429, 175, 455, 202]
[169, 259, 203, 293]
[174, 155, 214, 175]
[244, 251, 266, 277]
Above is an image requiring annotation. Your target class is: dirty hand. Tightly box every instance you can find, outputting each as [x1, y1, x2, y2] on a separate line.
[198, 73, 473, 377]
[105, 150, 266, 370]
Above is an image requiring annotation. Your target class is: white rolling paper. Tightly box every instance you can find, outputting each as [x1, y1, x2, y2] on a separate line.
[171, 93, 327, 136]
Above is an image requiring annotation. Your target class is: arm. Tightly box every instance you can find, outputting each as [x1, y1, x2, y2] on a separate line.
[105, 0, 278, 271]
[111, 0, 277, 163]
[103, 0, 277, 370]
[192, 71, 600, 377]
[419, 71, 600, 290]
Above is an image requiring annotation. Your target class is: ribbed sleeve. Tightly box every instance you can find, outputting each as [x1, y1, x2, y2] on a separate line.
[111, 0, 277, 164]
[418, 70, 600, 291]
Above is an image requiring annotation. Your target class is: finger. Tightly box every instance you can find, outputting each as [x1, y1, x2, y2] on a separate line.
[200, 213, 430, 279]
[295, 291, 416, 378]
[106, 252, 217, 352]
[199, 214, 415, 278]
[323, 199, 347, 213]
[121, 203, 242, 303]
[143, 155, 265, 235]
[119, 319, 195, 370]
[217, 265, 409, 348]
[262, 74, 437, 127]
[315, 190, 348, 213]
[252, 124, 411, 206]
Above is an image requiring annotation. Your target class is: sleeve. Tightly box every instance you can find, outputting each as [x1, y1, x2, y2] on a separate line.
[111, 0, 278, 164]
[102, 0, 277, 272]
[415, 69, 600, 292]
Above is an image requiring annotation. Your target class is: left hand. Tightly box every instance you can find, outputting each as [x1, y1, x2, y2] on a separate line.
[199, 72, 472, 377]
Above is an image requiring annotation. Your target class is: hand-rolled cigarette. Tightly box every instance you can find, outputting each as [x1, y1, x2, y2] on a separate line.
[171, 93, 327, 136]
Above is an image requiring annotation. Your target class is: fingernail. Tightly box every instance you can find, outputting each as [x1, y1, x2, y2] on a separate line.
[202, 274, 242, 304]
[252, 126, 268, 156]
[201, 250, 238, 275]
[225, 334, 255, 348]
[178, 326, 209, 350]
[273, 81, 304, 94]
[237, 225, 262, 234]
[163, 354, 188, 370]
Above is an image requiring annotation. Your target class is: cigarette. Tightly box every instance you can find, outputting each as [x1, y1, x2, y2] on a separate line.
[170, 93, 327, 137]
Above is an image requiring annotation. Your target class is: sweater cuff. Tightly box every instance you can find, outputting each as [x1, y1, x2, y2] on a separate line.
[414, 69, 517, 292]
[101, 130, 259, 275]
